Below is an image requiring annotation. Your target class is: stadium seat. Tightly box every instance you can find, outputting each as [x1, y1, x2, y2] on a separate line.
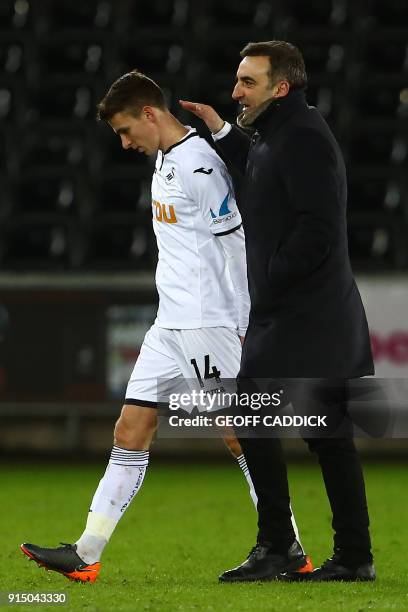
[348, 174, 403, 213]
[306, 80, 342, 130]
[208, 0, 278, 28]
[361, 34, 408, 76]
[201, 36, 246, 73]
[25, 80, 98, 121]
[354, 80, 408, 119]
[18, 126, 88, 171]
[84, 221, 155, 270]
[0, 37, 27, 77]
[347, 129, 408, 166]
[362, 0, 408, 26]
[281, 0, 349, 29]
[37, 37, 106, 77]
[120, 0, 189, 28]
[39, 0, 114, 31]
[14, 173, 82, 217]
[118, 37, 186, 76]
[95, 175, 145, 214]
[295, 38, 347, 76]
[348, 216, 403, 269]
[2, 220, 73, 270]
[0, 0, 31, 31]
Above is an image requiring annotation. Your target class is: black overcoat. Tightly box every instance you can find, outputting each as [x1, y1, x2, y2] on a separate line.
[216, 90, 374, 378]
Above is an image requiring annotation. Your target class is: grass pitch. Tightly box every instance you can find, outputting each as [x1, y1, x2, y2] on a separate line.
[0, 459, 406, 611]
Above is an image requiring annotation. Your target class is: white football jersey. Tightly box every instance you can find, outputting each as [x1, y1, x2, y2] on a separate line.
[151, 128, 243, 329]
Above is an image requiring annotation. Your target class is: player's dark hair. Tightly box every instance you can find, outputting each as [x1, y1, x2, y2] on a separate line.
[96, 69, 167, 121]
[240, 41, 307, 90]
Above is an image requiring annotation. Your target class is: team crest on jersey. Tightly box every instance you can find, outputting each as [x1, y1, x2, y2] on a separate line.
[165, 167, 176, 184]
[153, 199, 177, 224]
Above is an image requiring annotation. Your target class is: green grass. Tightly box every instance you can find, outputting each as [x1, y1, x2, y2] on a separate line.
[0, 460, 406, 611]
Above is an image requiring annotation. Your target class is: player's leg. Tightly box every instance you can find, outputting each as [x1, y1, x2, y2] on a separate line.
[169, 326, 310, 570]
[21, 405, 156, 582]
[73, 404, 157, 566]
[21, 324, 181, 582]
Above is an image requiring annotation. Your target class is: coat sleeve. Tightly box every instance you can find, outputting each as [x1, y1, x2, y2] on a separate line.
[268, 127, 341, 290]
[214, 126, 251, 177]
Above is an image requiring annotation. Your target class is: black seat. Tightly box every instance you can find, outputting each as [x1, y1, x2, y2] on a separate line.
[348, 174, 401, 213]
[118, 37, 186, 76]
[0, 0, 31, 31]
[120, 0, 189, 28]
[201, 36, 246, 73]
[347, 129, 408, 166]
[354, 79, 407, 119]
[26, 80, 97, 121]
[0, 80, 20, 122]
[96, 175, 145, 214]
[295, 38, 346, 76]
[84, 220, 155, 270]
[0, 37, 27, 77]
[208, 0, 276, 28]
[15, 172, 81, 216]
[362, 0, 408, 26]
[361, 34, 408, 76]
[306, 80, 342, 130]
[348, 216, 402, 269]
[40, 0, 114, 31]
[282, 0, 349, 29]
[19, 125, 88, 171]
[37, 38, 106, 77]
[2, 220, 73, 270]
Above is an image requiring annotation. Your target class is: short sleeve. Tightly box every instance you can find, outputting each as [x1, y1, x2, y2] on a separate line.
[183, 152, 242, 236]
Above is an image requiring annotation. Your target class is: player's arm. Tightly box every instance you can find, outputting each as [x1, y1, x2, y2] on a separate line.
[216, 226, 249, 339]
[183, 152, 249, 337]
[179, 100, 251, 176]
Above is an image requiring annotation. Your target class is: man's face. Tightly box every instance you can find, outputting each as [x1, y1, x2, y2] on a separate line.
[232, 55, 277, 112]
[109, 110, 160, 156]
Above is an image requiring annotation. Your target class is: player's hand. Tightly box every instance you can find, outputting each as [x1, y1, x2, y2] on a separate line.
[179, 100, 225, 135]
[239, 335, 245, 346]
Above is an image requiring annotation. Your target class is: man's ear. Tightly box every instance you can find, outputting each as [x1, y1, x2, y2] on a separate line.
[273, 80, 290, 98]
[142, 105, 156, 121]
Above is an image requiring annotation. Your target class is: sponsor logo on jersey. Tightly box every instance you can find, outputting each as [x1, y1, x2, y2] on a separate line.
[210, 193, 234, 222]
[153, 199, 177, 224]
[194, 167, 213, 175]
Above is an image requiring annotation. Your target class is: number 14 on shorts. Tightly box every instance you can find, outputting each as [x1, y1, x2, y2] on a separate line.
[190, 355, 221, 387]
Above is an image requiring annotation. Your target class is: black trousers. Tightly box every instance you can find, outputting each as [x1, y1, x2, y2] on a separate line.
[235, 378, 372, 565]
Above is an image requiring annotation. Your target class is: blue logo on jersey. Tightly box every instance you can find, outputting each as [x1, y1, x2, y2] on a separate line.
[210, 194, 231, 219]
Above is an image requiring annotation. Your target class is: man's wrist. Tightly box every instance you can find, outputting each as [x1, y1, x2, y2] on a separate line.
[212, 122, 232, 141]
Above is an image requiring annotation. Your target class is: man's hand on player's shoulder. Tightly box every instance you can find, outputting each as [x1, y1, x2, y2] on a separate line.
[179, 100, 225, 135]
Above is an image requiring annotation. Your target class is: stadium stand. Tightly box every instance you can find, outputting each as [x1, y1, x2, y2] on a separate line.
[0, 0, 407, 271]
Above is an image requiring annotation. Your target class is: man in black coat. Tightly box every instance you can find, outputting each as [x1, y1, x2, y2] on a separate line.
[181, 40, 375, 582]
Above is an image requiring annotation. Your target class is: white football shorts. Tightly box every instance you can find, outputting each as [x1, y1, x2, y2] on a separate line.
[125, 323, 241, 412]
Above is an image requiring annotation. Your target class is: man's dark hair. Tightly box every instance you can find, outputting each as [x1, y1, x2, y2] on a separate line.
[240, 41, 307, 90]
[96, 69, 167, 121]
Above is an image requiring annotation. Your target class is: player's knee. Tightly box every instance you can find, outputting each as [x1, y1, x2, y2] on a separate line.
[114, 404, 157, 450]
[223, 434, 243, 458]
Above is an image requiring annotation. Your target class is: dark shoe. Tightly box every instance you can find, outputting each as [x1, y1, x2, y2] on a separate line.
[280, 556, 376, 582]
[21, 542, 101, 583]
[219, 540, 310, 583]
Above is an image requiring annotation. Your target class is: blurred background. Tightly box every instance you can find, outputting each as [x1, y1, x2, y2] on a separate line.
[0, 0, 407, 458]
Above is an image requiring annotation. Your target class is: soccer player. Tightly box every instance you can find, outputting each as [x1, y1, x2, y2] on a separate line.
[21, 70, 310, 583]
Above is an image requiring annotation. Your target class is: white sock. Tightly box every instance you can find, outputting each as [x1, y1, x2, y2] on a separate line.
[236, 453, 303, 548]
[75, 446, 149, 564]
[237, 453, 258, 507]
